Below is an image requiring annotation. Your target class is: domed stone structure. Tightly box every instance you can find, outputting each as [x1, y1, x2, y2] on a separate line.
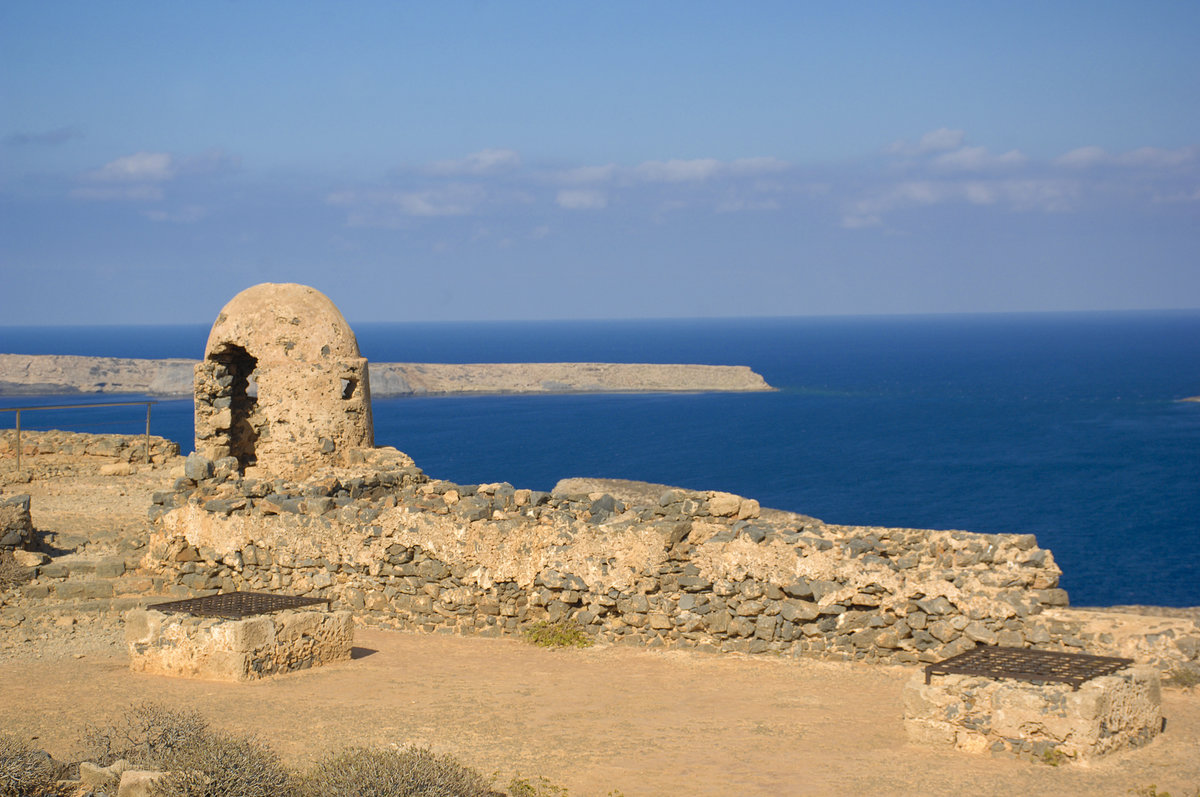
[193, 283, 373, 478]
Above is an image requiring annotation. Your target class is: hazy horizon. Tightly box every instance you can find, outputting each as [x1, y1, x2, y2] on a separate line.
[3, 2, 1198, 326]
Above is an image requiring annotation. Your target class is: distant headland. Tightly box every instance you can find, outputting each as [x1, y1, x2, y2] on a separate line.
[0, 354, 772, 397]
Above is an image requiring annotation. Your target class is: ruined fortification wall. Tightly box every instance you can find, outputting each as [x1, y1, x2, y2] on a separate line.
[139, 448, 1194, 669]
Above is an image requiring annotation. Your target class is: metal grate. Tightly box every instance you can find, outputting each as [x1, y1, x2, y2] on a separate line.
[925, 646, 1134, 690]
[147, 591, 331, 619]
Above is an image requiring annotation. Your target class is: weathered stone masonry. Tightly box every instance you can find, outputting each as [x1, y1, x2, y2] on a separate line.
[140, 446, 1199, 670]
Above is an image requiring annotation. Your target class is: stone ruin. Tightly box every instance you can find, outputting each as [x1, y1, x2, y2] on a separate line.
[193, 282, 373, 480]
[125, 282, 1198, 752]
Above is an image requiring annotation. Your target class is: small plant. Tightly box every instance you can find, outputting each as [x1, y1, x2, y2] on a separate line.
[159, 731, 293, 797]
[80, 702, 209, 768]
[0, 733, 57, 797]
[522, 619, 593, 649]
[298, 745, 494, 797]
[507, 774, 570, 797]
[1129, 786, 1170, 797]
[1040, 747, 1072, 767]
[1165, 665, 1200, 692]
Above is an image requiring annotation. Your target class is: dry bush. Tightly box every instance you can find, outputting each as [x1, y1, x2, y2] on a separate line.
[0, 550, 34, 592]
[298, 745, 497, 797]
[158, 732, 293, 797]
[80, 702, 209, 768]
[0, 733, 57, 797]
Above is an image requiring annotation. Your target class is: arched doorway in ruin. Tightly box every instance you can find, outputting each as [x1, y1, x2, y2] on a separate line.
[204, 343, 261, 471]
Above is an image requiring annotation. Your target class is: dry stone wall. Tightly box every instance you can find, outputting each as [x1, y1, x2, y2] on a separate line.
[138, 446, 1187, 669]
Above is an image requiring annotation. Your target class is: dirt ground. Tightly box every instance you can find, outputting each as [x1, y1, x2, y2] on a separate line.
[1, 457, 1199, 796]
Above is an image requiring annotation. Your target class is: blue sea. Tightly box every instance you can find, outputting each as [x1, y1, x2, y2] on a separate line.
[3, 312, 1199, 608]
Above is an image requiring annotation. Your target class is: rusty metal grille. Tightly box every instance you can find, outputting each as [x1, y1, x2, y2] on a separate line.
[147, 591, 330, 619]
[925, 646, 1133, 690]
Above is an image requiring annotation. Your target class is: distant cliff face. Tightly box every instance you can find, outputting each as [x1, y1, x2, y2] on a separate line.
[0, 354, 773, 397]
[0, 354, 195, 396]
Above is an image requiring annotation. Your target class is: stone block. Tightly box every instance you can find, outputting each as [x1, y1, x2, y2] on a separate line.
[902, 666, 1162, 760]
[118, 769, 166, 797]
[0, 494, 34, 549]
[126, 607, 353, 682]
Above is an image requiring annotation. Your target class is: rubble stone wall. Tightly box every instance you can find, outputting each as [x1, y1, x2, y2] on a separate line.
[142, 447, 1161, 668]
[0, 494, 34, 550]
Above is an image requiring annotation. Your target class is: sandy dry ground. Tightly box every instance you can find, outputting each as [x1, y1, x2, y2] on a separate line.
[0, 630, 1196, 796]
[1, 456, 1198, 796]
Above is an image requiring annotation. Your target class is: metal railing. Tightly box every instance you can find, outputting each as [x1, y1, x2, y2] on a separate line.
[1, 401, 156, 474]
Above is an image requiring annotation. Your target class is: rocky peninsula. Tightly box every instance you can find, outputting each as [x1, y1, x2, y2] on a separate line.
[0, 354, 772, 397]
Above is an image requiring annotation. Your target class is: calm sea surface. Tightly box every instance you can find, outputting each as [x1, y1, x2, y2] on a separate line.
[3, 312, 1199, 607]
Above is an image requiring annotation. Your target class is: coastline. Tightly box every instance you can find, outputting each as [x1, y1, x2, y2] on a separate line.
[0, 354, 773, 397]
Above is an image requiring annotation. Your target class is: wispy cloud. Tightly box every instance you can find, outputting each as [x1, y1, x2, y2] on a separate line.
[556, 189, 607, 210]
[633, 156, 789, 183]
[887, 128, 965, 156]
[143, 205, 208, 223]
[842, 174, 1077, 229]
[931, 145, 1027, 171]
[69, 185, 165, 201]
[428, 148, 520, 175]
[1055, 145, 1196, 168]
[5, 126, 84, 147]
[87, 151, 176, 182]
[68, 148, 240, 204]
[328, 184, 487, 226]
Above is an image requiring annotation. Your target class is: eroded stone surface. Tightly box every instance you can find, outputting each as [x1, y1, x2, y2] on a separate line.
[193, 283, 374, 479]
[0, 494, 34, 549]
[125, 607, 353, 681]
[903, 666, 1162, 760]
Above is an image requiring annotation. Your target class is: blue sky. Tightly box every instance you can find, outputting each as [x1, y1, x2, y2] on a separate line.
[2, 1, 1198, 325]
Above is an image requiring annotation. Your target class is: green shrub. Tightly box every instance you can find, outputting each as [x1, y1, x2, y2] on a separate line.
[80, 702, 209, 768]
[0, 733, 57, 797]
[522, 619, 593, 649]
[159, 732, 293, 797]
[298, 745, 494, 797]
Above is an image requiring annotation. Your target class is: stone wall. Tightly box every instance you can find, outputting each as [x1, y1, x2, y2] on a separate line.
[0, 430, 179, 464]
[137, 446, 1195, 671]
[0, 494, 33, 550]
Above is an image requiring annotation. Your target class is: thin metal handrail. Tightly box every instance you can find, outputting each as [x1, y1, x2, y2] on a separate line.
[1, 401, 155, 473]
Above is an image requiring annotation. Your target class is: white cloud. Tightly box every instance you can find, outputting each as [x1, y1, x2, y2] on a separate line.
[554, 164, 617, 184]
[556, 189, 608, 210]
[633, 157, 790, 183]
[843, 177, 1076, 228]
[635, 158, 723, 182]
[179, 148, 241, 176]
[716, 197, 780, 213]
[1120, 146, 1195, 167]
[1055, 146, 1110, 168]
[328, 184, 487, 226]
[726, 157, 791, 175]
[1056, 145, 1196, 169]
[69, 185, 164, 201]
[887, 128, 966, 155]
[143, 205, 207, 223]
[428, 148, 520, 175]
[87, 151, 175, 182]
[932, 146, 1027, 171]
